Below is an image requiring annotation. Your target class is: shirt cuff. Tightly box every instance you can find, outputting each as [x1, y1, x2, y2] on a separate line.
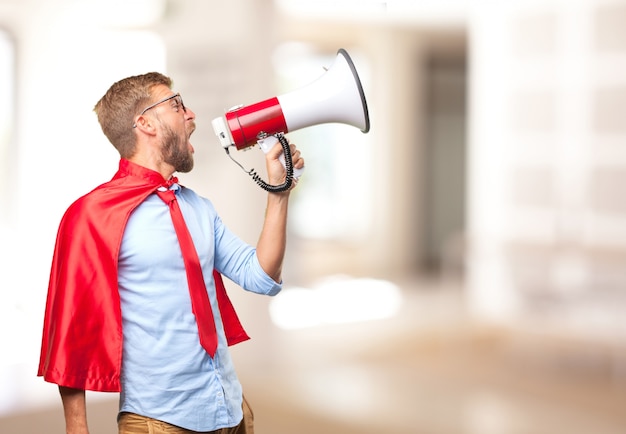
[249, 254, 282, 296]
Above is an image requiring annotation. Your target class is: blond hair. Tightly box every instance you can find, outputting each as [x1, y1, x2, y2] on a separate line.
[94, 72, 172, 158]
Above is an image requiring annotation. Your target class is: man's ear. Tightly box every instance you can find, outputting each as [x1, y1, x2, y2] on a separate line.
[134, 115, 157, 136]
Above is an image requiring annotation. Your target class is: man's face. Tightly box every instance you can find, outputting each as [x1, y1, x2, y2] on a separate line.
[149, 85, 196, 173]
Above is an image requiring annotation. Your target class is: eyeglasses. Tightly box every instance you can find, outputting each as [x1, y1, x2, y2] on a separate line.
[132, 93, 186, 128]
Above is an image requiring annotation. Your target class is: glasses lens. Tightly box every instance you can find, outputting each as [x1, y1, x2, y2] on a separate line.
[176, 95, 186, 113]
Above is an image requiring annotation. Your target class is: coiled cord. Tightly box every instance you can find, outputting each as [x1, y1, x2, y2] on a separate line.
[225, 132, 294, 193]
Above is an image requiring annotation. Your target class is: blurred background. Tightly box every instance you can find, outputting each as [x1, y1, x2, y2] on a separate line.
[1, 0, 626, 432]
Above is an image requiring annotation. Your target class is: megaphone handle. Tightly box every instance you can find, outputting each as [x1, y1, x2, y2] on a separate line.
[224, 133, 295, 193]
[257, 135, 304, 179]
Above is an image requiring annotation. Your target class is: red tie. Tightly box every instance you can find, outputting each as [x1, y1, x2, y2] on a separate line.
[156, 184, 218, 357]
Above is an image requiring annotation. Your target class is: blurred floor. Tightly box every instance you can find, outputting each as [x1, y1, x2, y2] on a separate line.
[2, 276, 625, 434]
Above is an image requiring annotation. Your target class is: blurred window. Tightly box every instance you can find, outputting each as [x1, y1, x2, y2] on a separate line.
[0, 29, 14, 221]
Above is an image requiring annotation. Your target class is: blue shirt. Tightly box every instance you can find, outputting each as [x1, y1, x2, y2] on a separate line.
[117, 183, 281, 431]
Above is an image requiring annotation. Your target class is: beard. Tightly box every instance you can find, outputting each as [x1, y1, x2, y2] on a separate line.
[161, 123, 194, 173]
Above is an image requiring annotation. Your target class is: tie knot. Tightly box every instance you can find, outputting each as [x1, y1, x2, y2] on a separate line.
[156, 189, 176, 204]
[165, 176, 179, 187]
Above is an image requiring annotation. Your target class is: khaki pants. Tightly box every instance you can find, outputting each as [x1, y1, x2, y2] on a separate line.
[118, 396, 254, 434]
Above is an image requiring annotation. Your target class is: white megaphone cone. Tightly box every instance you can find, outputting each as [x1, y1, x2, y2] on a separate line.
[212, 48, 370, 184]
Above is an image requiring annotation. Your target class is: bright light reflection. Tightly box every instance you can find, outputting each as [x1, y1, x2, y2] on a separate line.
[269, 275, 403, 330]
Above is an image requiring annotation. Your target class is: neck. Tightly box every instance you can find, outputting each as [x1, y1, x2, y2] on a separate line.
[127, 152, 175, 180]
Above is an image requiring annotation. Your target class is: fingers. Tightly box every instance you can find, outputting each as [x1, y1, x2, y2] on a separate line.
[288, 144, 304, 169]
[267, 141, 303, 167]
[266, 141, 285, 160]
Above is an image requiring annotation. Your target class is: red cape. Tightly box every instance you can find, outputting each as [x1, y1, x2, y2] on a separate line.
[38, 159, 249, 392]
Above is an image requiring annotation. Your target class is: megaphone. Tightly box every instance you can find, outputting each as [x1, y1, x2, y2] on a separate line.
[212, 48, 370, 189]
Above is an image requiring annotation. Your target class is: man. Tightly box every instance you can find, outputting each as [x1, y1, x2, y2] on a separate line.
[38, 72, 303, 434]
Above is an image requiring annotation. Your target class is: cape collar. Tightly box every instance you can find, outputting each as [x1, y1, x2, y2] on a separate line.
[115, 158, 168, 185]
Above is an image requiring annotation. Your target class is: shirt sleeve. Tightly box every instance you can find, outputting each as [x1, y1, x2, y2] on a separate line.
[212, 210, 282, 296]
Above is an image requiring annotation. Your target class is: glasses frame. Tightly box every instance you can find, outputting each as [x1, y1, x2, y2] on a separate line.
[132, 93, 186, 128]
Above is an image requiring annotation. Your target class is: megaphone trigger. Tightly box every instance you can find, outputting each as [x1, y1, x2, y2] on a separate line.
[257, 134, 305, 180]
